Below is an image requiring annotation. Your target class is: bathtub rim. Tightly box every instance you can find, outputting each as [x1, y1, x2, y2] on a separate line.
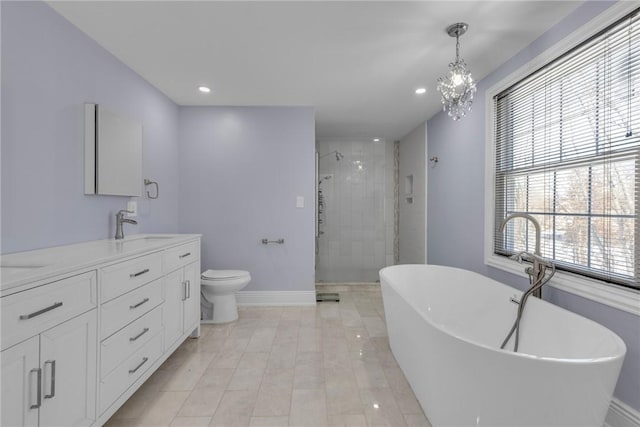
[379, 263, 627, 364]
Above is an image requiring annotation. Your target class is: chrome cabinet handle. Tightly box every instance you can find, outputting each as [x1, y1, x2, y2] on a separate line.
[30, 368, 42, 409]
[182, 281, 188, 301]
[186, 280, 191, 299]
[129, 327, 150, 342]
[44, 360, 56, 399]
[179, 252, 191, 259]
[20, 302, 63, 320]
[129, 298, 150, 310]
[130, 268, 150, 278]
[129, 357, 148, 374]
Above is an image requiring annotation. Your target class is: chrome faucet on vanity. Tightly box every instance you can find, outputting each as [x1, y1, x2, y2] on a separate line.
[115, 209, 137, 240]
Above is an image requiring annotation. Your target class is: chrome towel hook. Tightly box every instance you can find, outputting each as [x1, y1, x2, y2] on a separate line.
[144, 179, 159, 199]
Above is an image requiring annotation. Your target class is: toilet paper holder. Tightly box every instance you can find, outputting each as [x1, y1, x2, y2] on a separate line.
[261, 238, 285, 245]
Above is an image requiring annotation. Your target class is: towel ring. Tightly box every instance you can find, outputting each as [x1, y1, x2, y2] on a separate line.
[144, 179, 159, 199]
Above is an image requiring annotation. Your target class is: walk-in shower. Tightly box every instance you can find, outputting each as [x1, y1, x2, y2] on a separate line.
[315, 140, 394, 283]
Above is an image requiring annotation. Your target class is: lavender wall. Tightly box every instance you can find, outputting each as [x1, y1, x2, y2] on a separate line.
[1, 1, 180, 253]
[178, 107, 316, 293]
[427, 1, 639, 411]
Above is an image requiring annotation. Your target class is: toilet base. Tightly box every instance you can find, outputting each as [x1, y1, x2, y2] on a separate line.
[204, 293, 239, 323]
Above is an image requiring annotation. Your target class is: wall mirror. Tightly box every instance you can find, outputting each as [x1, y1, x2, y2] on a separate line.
[84, 103, 142, 196]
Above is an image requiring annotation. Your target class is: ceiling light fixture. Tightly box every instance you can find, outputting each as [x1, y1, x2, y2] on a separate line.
[415, 87, 427, 95]
[436, 23, 476, 121]
[198, 86, 211, 93]
[373, 138, 380, 142]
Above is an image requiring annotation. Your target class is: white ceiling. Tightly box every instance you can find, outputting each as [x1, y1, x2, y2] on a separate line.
[48, 1, 582, 140]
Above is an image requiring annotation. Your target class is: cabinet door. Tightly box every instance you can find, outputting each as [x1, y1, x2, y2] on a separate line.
[1, 336, 39, 427]
[182, 263, 200, 334]
[163, 270, 184, 350]
[39, 310, 97, 427]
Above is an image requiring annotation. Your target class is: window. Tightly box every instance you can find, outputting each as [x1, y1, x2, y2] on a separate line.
[493, 8, 640, 289]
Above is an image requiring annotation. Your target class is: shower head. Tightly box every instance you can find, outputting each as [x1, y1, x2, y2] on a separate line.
[319, 150, 344, 162]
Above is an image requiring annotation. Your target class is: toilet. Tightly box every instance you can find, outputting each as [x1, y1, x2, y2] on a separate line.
[200, 269, 251, 323]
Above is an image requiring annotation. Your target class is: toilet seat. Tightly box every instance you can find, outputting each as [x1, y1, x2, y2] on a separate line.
[201, 269, 250, 280]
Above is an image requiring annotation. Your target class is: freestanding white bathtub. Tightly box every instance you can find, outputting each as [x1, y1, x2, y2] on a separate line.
[380, 264, 626, 427]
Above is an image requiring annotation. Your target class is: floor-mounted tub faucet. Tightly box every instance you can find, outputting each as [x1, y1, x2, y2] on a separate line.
[115, 209, 137, 240]
[500, 213, 545, 298]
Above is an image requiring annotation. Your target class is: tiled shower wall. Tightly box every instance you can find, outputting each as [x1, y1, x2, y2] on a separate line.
[316, 139, 394, 282]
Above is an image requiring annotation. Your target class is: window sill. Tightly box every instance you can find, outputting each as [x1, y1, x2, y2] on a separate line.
[485, 254, 640, 317]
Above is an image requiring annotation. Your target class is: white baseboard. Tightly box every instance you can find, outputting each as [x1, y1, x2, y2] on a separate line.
[235, 290, 316, 306]
[606, 398, 640, 427]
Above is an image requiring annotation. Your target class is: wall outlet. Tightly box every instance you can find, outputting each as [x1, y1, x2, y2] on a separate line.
[127, 200, 138, 217]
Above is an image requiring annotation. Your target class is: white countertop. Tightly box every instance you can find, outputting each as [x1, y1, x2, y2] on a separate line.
[0, 234, 201, 295]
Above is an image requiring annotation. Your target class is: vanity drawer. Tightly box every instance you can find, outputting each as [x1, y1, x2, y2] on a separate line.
[101, 278, 163, 339]
[100, 331, 163, 414]
[1, 271, 97, 350]
[101, 252, 163, 302]
[163, 240, 200, 273]
[101, 305, 162, 378]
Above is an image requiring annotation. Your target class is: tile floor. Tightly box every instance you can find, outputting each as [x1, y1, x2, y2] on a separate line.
[104, 284, 432, 427]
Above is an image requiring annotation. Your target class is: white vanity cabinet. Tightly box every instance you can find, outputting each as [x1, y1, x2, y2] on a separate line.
[0, 234, 202, 427]
[1, 272, 98, 427]
[163, 241, 200, 350]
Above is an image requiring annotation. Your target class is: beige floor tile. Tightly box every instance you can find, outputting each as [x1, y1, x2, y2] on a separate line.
[325, 381, 363, 416]
[178, 386, 224, 417]
[328, 414, 368, 427]
[248, 416, 289, 427]
[136, 391, 190, 426]
[227, 352, 269, 390]
[107, 286, 427, 427]
[246, 328, 277, 352]
[352, 360, 389, 389]
[293, 358, 325, 389]
[359, 387, 406, 426]
[196, 367, 235, 389]
[169, 416, 212, 427]
[210, 390, 258, 427]
[289, 389, 328, 426]
[252, 384, 292, 417]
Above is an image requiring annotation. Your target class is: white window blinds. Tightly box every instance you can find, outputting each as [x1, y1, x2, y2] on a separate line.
[493, 8, 640, 289]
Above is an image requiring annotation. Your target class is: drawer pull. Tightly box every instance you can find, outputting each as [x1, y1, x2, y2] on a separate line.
[130, 268, 150, 278]
[19, 302, 63, 320]
[129, 298, 150, 310]
[129, 357, 149, 374]
[44, 360, 56, 399]
[30, 368, 42, 409]
[179, 252, 191, 259]
[130, 327, 150, 342]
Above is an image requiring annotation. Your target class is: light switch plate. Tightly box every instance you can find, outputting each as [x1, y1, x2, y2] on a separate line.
[127, 200, 138, 217]
[296, 196, 304, 208]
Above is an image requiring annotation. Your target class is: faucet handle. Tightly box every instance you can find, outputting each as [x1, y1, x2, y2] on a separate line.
[117, 209, 134, 217]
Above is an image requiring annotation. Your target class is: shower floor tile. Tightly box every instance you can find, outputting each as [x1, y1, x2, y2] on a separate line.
[103, 284, 431, 427]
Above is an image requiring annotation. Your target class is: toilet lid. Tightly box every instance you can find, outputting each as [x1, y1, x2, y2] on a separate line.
[201, 269, 250, 280]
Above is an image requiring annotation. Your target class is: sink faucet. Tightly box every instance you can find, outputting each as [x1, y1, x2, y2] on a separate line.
[499, 213, 545, 298]
[115, 210, 137, 240]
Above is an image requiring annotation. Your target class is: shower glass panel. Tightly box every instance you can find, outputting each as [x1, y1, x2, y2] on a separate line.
[316, 139, 394, 282]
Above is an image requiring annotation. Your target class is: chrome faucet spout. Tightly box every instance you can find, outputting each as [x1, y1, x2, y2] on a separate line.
[115, 209, 137, 240]
[500, 213, 541, 255]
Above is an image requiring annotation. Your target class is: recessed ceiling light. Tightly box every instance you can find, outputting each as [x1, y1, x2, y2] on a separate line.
[373, 138, 380, 142]
[415, 87, 427, 95]
[198, 86, 211, 93]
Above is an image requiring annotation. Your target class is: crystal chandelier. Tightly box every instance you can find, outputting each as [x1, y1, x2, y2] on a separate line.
[436, 23, 476, 121]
